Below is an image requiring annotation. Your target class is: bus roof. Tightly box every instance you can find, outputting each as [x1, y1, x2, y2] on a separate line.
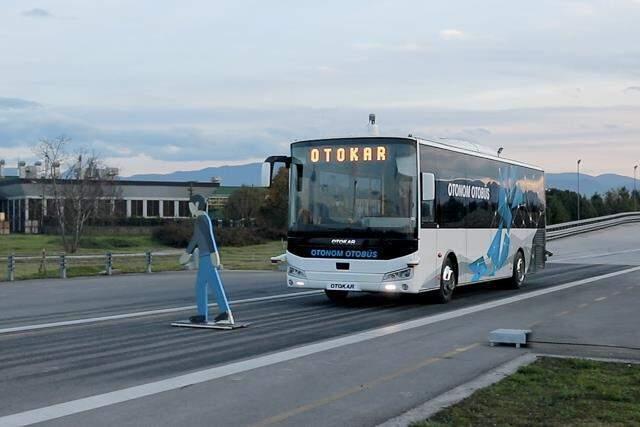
[290, 136, 544, 172]
[415, 137, 544, 172]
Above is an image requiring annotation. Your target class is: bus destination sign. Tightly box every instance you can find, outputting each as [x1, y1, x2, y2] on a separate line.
[309, 146, 387, 163]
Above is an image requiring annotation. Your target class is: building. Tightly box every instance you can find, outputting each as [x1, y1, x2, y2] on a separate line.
[207, 186, 239, 212]
[0, 171, 241, 233]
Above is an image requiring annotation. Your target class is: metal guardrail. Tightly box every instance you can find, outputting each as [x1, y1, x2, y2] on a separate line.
[2, 250, 183, 282]
[1, 247, 279, 282]
[547, 212, 640, 241]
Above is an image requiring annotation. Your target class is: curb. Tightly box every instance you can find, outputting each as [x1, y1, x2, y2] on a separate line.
[378, 353, 538, 427]
[535, 353, 640, 365]
[379, 352, 640, 427]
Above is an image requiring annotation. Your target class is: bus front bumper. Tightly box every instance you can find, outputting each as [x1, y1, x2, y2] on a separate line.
[286, 276, 417, 294]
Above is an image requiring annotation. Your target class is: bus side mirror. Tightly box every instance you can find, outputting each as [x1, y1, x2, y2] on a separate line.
[422, 173, 435, 201]
[260, 162, 272, 187]
[261, 155, 292, 187]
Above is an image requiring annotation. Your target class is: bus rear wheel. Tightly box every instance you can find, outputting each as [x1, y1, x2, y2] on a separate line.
[325, 290, 349, 303]
[507, 250, 526, 289]
[436, 257, 457, 304]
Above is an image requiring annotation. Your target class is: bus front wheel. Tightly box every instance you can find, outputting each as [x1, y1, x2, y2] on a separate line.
[325, 290, 349, 303]
[436, 257, 457, 304]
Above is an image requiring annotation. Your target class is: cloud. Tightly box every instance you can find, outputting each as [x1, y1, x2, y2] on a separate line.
[317, 65, 336, 74]
[446, 127, 493, 142]
[439, 29, 466, 40]
[0, 104, 296, 173]
[352, 41, 429, 52]
[163, 145, 181, 154]
[625, 86, 640, 93]
[1, 101, 640, 176]
[567, 2, 595, 16]
[21, 8, 52, 18]
[0, 146, 35, 160]
[0, 97, 41, 109]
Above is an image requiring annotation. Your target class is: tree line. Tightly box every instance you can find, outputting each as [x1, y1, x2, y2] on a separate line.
[222, 167, 288, 233]
[546, 187, 640, 224]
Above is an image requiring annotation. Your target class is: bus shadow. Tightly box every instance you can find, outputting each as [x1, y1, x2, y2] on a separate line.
[321, 280, 511, 309]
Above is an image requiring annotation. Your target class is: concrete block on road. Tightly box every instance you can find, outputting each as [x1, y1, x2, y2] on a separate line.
[489, 329, 531, 348]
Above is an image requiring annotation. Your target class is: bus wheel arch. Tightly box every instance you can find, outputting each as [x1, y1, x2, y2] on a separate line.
[442, 251, 459, 283]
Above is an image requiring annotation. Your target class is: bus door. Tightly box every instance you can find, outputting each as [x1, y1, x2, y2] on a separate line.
[420, 172, 438, 289]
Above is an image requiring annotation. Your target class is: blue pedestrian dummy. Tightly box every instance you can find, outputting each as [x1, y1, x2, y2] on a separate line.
[178, 194, 234, 325]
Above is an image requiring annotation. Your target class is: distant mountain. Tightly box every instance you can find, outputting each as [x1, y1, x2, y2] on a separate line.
[127, 163, 263, 186]
[126, 163, 637, 195]
[546, 173, 637, 195]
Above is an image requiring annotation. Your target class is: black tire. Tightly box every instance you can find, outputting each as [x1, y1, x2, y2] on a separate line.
[325, 290, 349, 303]
[436, 257, 457, 304]
[507, 250, 526, 289]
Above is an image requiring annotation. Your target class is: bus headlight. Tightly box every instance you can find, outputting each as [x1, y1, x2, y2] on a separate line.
[382, 267, 413, 282]
[288, 266, 307, 278]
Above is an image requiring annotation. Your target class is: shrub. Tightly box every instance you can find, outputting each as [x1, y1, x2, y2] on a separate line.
[215, 228, 266, 247]
[255, 226, 287, 240]
[80, 237, 139, 249]
[152, 221, 192, 248]
[152, 221, 270, 248]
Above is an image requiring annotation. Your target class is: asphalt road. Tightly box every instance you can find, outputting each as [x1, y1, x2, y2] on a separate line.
[0, 270, 294, 329]
[0, 225, 639, 426]
[549, 222, 640, 266]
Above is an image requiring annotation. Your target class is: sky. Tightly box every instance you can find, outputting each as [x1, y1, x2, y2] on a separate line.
[1, 0, 639, 177]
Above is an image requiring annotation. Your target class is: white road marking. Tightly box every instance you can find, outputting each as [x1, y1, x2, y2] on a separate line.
[2, 265, 640, 426]
[551, 247, 640, 263]
[0, 291, 322, 335]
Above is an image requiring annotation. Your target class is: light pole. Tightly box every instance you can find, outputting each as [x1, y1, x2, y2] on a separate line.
[577, 159, 582, 221]
[634, 165, 638, 211]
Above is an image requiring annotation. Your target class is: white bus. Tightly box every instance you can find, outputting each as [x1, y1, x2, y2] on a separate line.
[263, 135, 546, 303]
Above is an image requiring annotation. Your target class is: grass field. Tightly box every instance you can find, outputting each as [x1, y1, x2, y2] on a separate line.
[0, 235, 286, 280]
[414, 357, 640, 426]
[0, 234, 171, 256]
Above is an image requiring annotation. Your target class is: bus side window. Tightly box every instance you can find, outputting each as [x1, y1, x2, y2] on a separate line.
[421, 173, 436, 227]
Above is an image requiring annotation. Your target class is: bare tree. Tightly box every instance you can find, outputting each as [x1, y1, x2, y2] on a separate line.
[34, 136, 120, 253]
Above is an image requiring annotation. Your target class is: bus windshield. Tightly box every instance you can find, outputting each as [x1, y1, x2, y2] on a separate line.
[289, 138, 417, 237]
